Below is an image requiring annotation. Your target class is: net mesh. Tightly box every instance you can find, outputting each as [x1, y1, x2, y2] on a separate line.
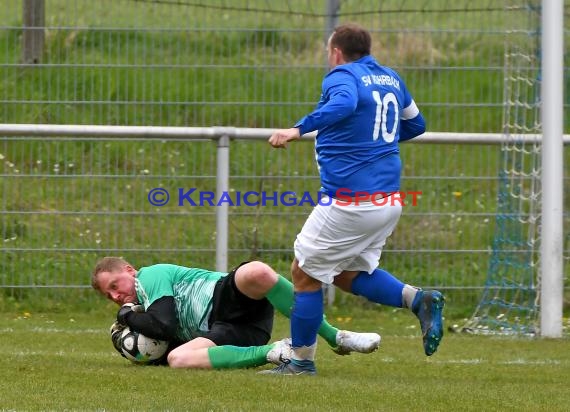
[462, 2, 542, 336]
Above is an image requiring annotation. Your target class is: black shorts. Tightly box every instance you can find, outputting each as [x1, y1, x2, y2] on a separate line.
[206, 263, 274, 347]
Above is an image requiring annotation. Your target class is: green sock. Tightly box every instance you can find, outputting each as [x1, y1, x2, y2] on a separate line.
[207, 345, 272, 369]
[318, 313, 340, 348]
[265, 274, 294, 317]
[266, 274, 339, 348]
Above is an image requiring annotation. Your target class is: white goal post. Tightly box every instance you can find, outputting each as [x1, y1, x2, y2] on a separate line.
[539, 0, 564, 338]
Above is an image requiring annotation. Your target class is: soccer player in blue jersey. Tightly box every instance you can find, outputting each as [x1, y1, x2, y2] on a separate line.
[92, 256, 380, 370]
[266, 23, 445, 375]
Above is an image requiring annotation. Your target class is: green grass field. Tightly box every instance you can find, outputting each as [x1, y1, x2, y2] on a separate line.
[2, 308, 569, 411]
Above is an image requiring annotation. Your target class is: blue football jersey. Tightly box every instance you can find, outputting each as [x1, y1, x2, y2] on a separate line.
[294, 55, 425, 196]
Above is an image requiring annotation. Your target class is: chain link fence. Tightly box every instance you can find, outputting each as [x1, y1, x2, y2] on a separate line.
[1, 0, 568, 310]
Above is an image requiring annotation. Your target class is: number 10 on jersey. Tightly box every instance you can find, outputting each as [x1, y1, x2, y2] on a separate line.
[372, 90, 398, 143]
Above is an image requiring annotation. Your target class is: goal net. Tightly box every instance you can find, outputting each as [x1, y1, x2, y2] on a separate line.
[462, 4, 542, 336]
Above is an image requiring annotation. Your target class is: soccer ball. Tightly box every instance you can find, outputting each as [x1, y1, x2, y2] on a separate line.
[112, 325, 169, 365]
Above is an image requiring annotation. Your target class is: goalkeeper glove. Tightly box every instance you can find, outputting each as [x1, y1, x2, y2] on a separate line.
[116, 302, 144, 326]
[109, 321, 126, 357]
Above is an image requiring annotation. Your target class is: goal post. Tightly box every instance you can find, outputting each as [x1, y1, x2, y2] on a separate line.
[539, 0, 564, 338]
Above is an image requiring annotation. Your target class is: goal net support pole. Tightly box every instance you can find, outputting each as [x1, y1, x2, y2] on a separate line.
[539, 0, 564, 338]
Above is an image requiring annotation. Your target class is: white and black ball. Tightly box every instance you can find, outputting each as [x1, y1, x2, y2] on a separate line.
[113, 325, 169, 365]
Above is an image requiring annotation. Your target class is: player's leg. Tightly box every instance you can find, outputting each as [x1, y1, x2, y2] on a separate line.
[261, 267, 338, 347]
[333, 200, 445, 356]
[264, 202, 349, 375]
[260, 260, 321, 375]
[166, 337, 217, 368]
[336, 267, 412, 308]
[338, 266, 445, 355]
[235, 260, 380, 354]
[264, 270, 379, 354]
[343, 267, 444, 356]
[208, 273, 300, 369]
[167, 335, 291, 369]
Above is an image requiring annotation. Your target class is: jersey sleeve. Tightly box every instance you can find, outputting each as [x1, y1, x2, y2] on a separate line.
[124, 296, 178, 341]
[294, 69, 358, 135]
[397, 76, 426, 141]
[399, 103, 426, 141]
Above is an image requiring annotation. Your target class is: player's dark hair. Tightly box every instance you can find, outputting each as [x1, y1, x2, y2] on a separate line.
[91, 256, 132, 291]
[331, 23, 371, 62]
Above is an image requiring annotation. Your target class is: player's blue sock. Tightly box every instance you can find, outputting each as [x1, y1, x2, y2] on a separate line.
[351, 268, 405, 308]
[291, 290, 323, 349]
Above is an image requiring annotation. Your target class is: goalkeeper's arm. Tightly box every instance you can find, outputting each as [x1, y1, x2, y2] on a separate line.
[118, 296, 178, 341]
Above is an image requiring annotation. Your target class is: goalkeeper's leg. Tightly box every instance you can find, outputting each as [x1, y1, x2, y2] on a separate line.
[167, 337, 292, 369]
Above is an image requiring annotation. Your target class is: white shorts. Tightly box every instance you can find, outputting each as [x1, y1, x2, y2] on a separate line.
[294, 195, 402, 284]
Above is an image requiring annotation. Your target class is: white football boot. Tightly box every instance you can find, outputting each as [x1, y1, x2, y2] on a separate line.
[333, 330, 381, 355]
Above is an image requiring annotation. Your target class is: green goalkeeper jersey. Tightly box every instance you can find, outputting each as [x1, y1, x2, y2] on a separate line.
[135, 264, 226, 342]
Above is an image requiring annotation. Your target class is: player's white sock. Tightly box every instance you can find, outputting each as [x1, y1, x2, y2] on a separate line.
[402, 284, 419, 309]
[292, 343, 317, 361]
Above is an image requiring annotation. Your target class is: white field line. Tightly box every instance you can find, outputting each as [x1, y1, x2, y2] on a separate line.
[4, 350, 566, 366]
[6, 350, 116, 357]
[374, 357, 566, 366]
[0, 327, 105, 333]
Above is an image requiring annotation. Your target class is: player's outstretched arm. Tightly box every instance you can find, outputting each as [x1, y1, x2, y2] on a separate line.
[268, 127, 301, 148]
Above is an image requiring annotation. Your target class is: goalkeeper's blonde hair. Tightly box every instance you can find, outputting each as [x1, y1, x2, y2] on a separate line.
[91, 256, 133, 292]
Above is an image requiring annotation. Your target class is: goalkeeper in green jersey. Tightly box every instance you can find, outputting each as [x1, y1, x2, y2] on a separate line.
[91, 257, 380, 370]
